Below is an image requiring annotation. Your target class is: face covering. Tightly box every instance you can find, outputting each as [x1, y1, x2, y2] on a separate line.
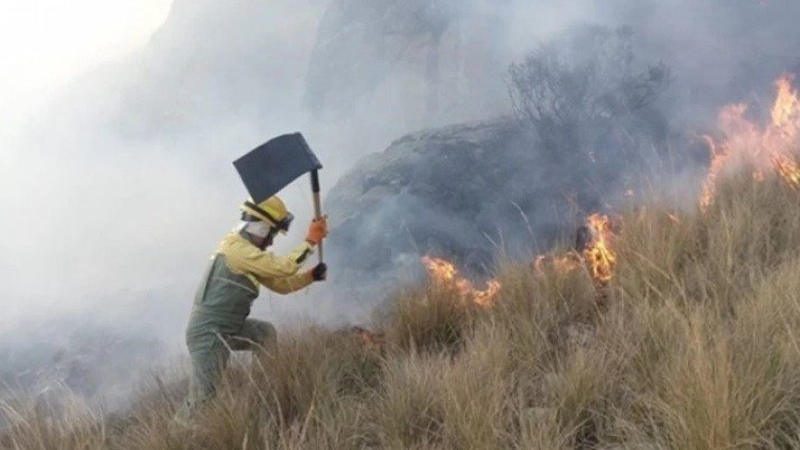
[235, 220, 271, 238]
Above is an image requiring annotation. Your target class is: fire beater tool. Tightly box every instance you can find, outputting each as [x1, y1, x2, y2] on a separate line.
[233, 132, 325, 261]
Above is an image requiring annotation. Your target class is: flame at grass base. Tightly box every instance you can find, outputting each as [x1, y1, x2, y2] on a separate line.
[583, 213, 617, 284]
[420, 256, 501, 307]
[534, 213, 617, 285]
[421, 214, 617, 307]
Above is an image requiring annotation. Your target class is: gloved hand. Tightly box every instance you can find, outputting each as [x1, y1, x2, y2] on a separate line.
[305, 216, 328, 246]
[308, 262, 327, 281]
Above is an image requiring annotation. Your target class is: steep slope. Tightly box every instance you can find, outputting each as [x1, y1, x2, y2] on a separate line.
[6, 170, 800, 449]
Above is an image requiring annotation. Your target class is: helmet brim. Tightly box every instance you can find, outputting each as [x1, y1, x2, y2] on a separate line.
[276, 212, 294, 234]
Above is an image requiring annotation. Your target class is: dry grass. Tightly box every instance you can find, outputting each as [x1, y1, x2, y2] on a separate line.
[5, 173, 800, 449]
[0, 386, 107, 450]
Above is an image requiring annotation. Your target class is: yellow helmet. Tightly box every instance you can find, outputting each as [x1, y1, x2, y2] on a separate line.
[240, 195, 294, 233]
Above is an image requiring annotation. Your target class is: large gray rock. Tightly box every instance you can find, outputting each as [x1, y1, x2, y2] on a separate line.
[322, 107, 704, 306]
[325, 117, 606, 302]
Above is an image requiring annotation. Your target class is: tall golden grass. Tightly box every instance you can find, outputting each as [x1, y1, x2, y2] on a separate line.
[4, 173, 800, 449]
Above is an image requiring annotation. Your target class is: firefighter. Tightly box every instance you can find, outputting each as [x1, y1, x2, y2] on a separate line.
[180, 195, 327, 417]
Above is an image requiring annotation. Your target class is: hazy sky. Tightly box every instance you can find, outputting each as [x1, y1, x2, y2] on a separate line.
[0, 0, 172, 131]
[0, 0, 333, 339]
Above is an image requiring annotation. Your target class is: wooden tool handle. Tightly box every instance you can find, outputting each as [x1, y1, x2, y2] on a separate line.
[311, 170, 323, 262]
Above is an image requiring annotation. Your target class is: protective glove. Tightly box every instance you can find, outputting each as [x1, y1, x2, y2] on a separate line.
[308, 262, 327, 281]
[305, 216, 328, 246]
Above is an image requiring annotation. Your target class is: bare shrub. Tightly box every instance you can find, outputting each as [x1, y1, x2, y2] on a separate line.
[508, 25, 671, 181]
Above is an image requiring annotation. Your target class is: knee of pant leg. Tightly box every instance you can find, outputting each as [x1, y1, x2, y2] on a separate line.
[245, 320, 276, 347]
[257, 321, 277, 345]
[238, 319, 277, 349]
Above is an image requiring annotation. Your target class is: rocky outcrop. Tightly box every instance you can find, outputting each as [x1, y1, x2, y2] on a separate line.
[325, 116, 612, 302]
[322, 106, 699, 305]
[328, 118, 522, 273]
[305, 0, 512, 122]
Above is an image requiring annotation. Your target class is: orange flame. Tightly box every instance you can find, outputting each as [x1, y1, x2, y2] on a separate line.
[534, 213, 618, 284]
[583, 213, 617, 284]
[420, 256, 501, 306]
[701, 74, 800, 209]
[774, 155, 800, 188]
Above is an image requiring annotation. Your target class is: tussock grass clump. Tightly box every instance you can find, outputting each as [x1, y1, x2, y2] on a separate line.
[380, 284, 479, 355]
[373, 322, 514, 449]
[6, 174, 800, 449]
[106, 372, 187, 450]
[253, 326, 382, 424]
[0, 388, 107, 450]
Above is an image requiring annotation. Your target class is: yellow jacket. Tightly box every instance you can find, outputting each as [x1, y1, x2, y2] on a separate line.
[217, 231, 314, 294]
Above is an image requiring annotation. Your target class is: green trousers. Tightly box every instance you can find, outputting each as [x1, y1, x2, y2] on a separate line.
[182, 318, 276, 416]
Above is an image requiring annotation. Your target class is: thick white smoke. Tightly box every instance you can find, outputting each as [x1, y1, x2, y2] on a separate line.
[1, 0, 799, 407]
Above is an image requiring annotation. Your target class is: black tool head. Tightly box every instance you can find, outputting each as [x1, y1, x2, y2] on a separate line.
[233, 132, 322, 203]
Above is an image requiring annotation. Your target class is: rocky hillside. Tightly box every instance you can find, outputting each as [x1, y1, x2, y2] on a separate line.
[305, 0, 512, 123]
[326, 118, 526, 279]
